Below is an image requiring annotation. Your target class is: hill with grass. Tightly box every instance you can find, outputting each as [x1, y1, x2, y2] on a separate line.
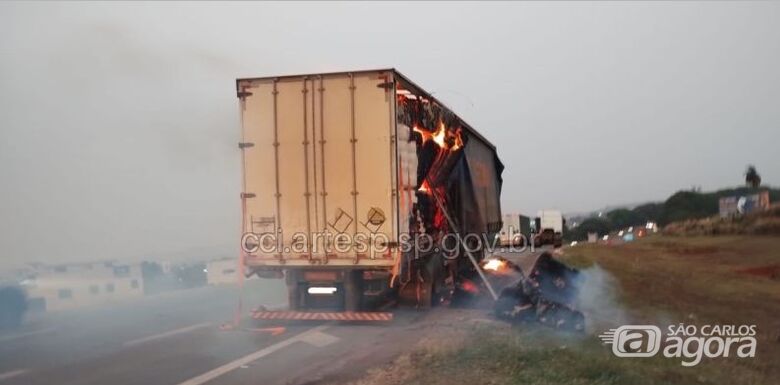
[566, 186, 780, 241]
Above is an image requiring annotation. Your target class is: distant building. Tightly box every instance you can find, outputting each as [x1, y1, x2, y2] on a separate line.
[20, 261, 144, 312]
[719, 191, 770, 218]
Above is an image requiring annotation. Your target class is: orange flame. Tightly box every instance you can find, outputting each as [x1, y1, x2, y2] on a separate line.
[483, 258, 505, 271]
[413, 125, 432, 145]
[418, 180, 431, 194]
[460, 279, 479, 294]
[451, 128, 464, 151]
[432, 121, 447, 148]
[413, 122, 464, 151]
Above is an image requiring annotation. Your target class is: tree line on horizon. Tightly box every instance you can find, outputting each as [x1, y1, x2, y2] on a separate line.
[566, 185, 778, 241]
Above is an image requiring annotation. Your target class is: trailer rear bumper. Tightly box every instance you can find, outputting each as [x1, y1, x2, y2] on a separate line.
[252, 310, 393, 322]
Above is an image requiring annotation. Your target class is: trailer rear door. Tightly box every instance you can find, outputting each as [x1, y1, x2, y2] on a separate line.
[239, 71, 397, 267]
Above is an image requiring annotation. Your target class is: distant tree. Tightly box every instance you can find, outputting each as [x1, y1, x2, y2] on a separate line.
[606, 208, 644, 230]
[632, 203, 664, 223]
[565, 217, 612, 241]
[745, 165, 761, 188]
[659, 191, 718, 225]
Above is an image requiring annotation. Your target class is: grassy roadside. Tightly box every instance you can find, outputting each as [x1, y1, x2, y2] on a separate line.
[339, 236, 780, 385]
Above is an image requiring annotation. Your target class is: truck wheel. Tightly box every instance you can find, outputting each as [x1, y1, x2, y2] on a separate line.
[418, 253, 447, 308]
[397, 274, 434, 308]
[285, 270, 301, 310]
[343, 270, 362, 312]
[287, 285, 300, 310]
[418, 278, 435, 308]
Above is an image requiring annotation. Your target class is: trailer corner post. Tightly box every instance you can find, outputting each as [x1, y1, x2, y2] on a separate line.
[272, 79, 283, 263]
[317, 76, 329, 238]
[349, 73, 359, 265]
[302, 77, 313, 263]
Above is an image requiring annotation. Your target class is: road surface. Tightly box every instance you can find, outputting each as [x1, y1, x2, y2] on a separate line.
[0, 279, 450, 385]
[0, 249, 544, 385]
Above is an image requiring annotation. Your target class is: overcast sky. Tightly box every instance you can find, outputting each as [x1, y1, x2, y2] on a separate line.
[1, 2, 778, 267]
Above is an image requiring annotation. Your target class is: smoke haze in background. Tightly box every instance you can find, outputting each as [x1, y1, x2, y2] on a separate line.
[1, 2, 779, 267]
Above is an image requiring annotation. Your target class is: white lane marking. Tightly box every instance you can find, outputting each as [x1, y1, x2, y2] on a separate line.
[299, 330, 339, 348]
[125, 301, 286, 347]
[0, 369, 29, 382]
[0, 327, 56, 343]
[177, 324, 332, 385]
[123, 322, 212, 347]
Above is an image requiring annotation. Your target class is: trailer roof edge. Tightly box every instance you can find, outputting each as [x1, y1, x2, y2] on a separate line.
[236, 68, 496, 150]
[391, 70, 495, 150]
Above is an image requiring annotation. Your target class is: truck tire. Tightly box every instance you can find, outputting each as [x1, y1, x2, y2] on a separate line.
[397, 269, 435, 308]
[285, 270, 301, 310]
[287, 285, 301, 310]
[553, 234, 563, 248]
[343, 270, 363, 312]
[420, 253, 445, 308]
[418, 277, 435, 309]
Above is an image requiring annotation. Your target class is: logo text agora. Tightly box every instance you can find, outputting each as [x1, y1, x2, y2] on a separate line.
[599, 324, 757, 366]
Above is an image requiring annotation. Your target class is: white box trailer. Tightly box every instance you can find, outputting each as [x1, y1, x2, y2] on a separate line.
[534, 210, 564, 248]
[236, 69, 503, 317]
[498, 213, 531, 246]
[538, 210, 563, 233]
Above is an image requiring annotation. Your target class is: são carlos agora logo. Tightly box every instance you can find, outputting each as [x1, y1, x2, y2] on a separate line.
[599, 325, 662, 357]
[599, 324, 757, 367]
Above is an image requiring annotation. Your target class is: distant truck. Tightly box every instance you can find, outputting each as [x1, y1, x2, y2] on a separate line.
[534, 210, 564, 248]
[236, 69, 503, 319]
[498, 213, 532, 247]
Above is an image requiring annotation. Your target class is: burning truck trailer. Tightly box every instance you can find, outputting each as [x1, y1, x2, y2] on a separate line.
[236, 69, 504, 320]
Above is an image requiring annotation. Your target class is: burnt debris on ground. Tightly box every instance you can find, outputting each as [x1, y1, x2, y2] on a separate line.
[490, 252, 585, 332]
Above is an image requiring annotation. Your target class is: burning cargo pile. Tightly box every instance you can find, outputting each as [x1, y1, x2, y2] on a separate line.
[394, 80, 583, 327]
[394, 80, 504, 307]
[487, 253, 585, 332]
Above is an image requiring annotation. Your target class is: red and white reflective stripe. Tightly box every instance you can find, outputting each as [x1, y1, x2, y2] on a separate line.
[251, 311, 393, 321]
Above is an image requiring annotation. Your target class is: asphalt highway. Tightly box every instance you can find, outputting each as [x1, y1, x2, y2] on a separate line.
[0, 249, 544, 385]
[0, 278, 438, 385]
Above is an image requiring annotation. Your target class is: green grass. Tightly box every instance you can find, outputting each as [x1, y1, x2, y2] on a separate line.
[350, 235, 780, 385]
[567, 236, 780, 327]
[407, 328, 709, 385]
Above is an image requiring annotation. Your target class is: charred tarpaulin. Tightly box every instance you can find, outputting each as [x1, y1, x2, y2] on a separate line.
[395, 89, 468, 304]
[493, 253, 585, 332]
[397, 93, 463, 235]
[393, 81, 503, 307]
